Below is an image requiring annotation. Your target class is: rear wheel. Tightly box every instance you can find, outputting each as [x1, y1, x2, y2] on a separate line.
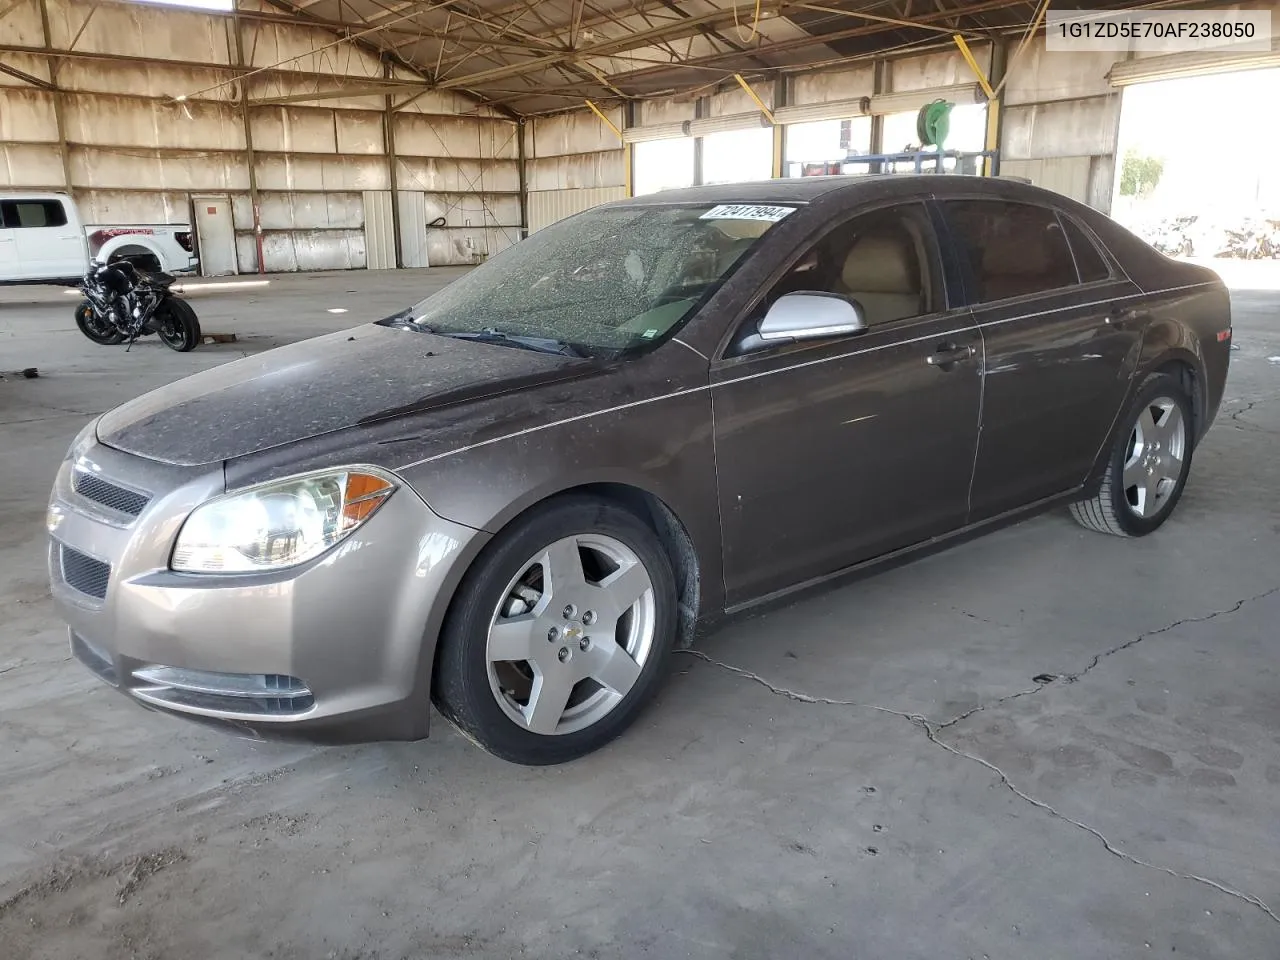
[1070, 372, 1194, 537]
[155, 298, 201, 352]
[433, 497, 677, 765]
[74, 299, 125, 345]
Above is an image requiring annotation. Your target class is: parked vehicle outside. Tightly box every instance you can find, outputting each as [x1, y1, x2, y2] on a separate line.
[0, 192, 197, 285]
[47, 176, 1232, 765]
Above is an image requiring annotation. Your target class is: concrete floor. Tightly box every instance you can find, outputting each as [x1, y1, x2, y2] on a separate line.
[1, 267, 1277, 959]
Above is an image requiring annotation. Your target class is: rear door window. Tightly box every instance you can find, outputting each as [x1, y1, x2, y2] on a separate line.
[941, 199, 1079, 304]
[2, 200, 68, 229]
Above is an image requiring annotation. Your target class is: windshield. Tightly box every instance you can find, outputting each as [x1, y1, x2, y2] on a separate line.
[397, 203, 794, 355]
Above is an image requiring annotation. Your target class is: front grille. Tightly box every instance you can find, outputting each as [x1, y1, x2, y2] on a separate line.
[72, 469, 150, 517]
[60, 545, 110, 600]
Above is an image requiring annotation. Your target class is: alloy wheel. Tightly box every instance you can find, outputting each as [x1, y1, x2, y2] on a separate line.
[485, 533, 656, 736]
[1122, 396, 1186, 519]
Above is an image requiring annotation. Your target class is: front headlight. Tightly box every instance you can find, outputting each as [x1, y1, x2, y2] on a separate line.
[171, 468, 397, 574]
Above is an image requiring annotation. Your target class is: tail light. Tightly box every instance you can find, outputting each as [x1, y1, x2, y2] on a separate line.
[176, 231, 193, 252]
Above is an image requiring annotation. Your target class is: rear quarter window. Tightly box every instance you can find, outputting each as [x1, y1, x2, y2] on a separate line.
[1059, 215, 1112, 284]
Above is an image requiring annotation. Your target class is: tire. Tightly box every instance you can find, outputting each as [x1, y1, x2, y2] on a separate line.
[1070, 372, 1194, 537]
[433, 496, 678, 765]
[155, 298, 201, 352]
[74, 299, 125, 345]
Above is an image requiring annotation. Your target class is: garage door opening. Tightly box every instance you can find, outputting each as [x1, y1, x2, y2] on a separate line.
[1113, 68, 1280, 266]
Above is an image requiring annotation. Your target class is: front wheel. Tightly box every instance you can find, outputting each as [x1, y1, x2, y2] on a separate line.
[74, 299, 125, 345]
[155, 298, 201, 352]
[1070, 372, 1194, 537]
[433, 497, 678, 765]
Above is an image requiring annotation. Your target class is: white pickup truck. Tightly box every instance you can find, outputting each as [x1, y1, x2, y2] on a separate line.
[0, 192, 198, 285]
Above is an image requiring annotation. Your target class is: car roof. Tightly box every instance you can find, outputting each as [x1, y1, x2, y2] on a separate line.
[612, 174, 1070, 210]
[619, 176, 892, 206]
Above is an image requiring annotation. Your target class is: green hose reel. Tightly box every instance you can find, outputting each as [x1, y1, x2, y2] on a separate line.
[917, 99, 954, 148]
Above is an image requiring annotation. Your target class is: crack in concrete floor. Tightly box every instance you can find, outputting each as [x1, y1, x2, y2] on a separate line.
[1226, 395, 1280, 435]
[680, 585, 1280, 926]
[935, 585, 1280, 731]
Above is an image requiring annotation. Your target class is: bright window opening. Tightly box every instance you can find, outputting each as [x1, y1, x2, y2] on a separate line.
[700, 127, 773, 185]
[784, 116, 873, 177]
[881, 103, 987, 172]
[633, 138, 695, 195]
[1113, 68, 1280, 240]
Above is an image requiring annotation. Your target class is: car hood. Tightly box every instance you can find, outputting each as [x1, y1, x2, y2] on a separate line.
[95, 325, 594, 466]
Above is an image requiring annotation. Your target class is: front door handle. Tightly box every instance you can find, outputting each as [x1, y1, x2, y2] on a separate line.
[926, 342, 975, 368]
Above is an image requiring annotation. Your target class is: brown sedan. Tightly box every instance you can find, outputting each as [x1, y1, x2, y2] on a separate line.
[49, 175, 1231, 764]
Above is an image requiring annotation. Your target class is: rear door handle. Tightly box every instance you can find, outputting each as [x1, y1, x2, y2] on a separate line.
[926, 342, 975, 368]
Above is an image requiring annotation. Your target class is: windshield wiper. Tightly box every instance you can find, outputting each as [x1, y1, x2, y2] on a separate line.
[437, 327, 586, 358]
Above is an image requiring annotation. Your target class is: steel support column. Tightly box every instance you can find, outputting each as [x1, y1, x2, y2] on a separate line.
[36, 0, 73, 196]
[984, 40, 1008, 176]
[384, 60, 404, 267]
[517, 118, 530, 239]
[772, 76, 787, 179]
[624, 101, 637, 197]
[692, 96, 706, 186]
[232, 13, 263, 274]
[869, 59, 888, 174]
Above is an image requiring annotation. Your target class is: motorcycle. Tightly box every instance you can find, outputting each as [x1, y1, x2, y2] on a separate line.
[74, 258, 202, 352]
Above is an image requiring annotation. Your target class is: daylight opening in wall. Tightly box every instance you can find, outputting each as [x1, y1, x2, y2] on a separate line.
[633, 138, 696, 195]
[881, 102, 986, 171]
[700, 127, 773, 186]
[1112, 68, 1280, 262]
[784, 116, 873, 177]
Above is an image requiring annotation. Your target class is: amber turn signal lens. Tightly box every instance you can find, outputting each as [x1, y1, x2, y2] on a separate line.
[341, 472, 395, 530]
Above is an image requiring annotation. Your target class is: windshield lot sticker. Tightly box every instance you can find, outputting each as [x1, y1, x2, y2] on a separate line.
[699, 204, 795, 222]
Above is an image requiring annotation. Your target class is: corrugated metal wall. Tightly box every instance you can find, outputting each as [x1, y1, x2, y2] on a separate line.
[525, 108, 626, 233]
[363, 190, 395, 270]
[0, 0, 520, 272]
[528, 187, 627, 233]
[397, 191, 429, 269]
[999, 39, 1122, 210]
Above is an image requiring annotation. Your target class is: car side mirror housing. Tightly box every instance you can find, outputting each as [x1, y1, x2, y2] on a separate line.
[757, 292, 868, 342]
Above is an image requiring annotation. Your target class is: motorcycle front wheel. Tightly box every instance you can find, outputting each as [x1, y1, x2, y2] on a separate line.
[155, 298, 201, 352]
[74, 299, 126, 345]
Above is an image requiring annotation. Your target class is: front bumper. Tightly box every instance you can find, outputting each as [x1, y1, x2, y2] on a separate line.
[47, 436, 485, 743]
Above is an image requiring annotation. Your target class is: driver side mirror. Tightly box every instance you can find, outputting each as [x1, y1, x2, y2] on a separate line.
[757, 292, 868, 342]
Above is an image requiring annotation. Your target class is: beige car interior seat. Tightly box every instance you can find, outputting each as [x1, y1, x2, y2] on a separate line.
[837, 233, 924, 326]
